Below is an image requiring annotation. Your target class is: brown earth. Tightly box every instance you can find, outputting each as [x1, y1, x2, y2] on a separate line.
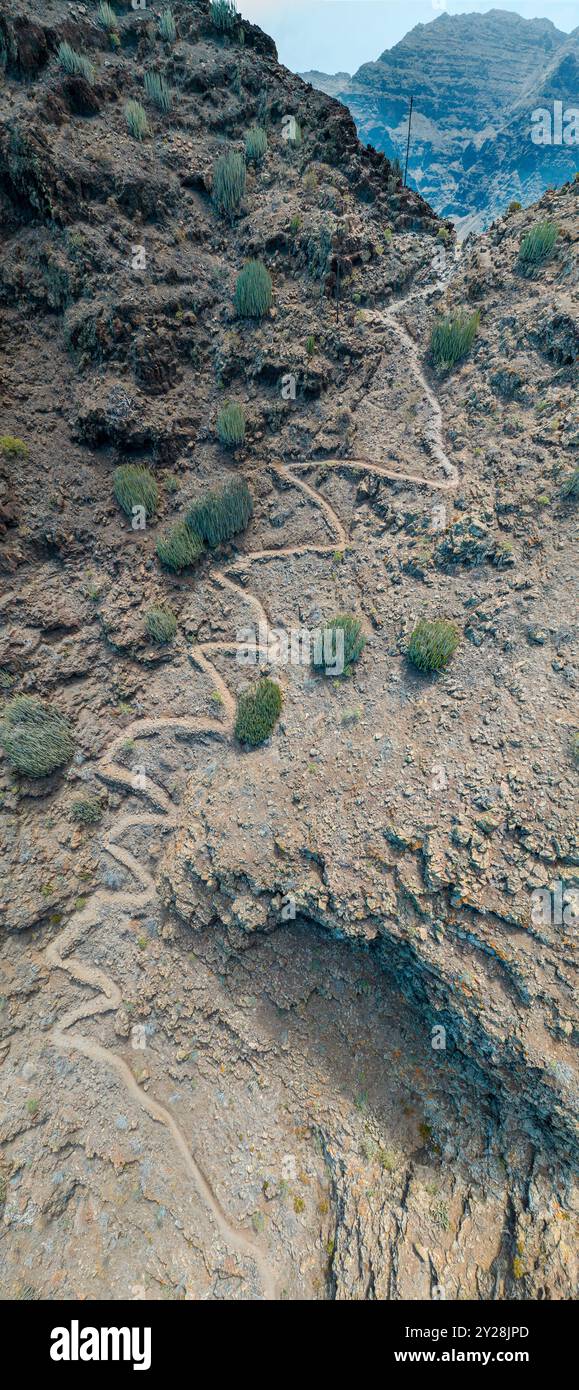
[0, 1, 577, 1301]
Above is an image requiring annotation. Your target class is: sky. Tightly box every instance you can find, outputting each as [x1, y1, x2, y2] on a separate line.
[238, 2, 577, 75]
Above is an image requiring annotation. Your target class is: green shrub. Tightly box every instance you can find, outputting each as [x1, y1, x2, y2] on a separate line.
[430, 311, 479, 373]
[125, 99, 149, 140]
[156, 522, 204, 572]
[290, 213, 302, 235]
[245, 126, 267, 165]
[145, 605, 178, 643]
[518, 221, 558, 272]
[312, 614, 365, 676]
[306, 335, 315, 357]
[187, 478, 253, 547]
[97, 2, 117, 32]
[212, 150, 246, 219]
[144, 71, 172, 111]
[507, 200, 522, 214]
[70, 798, 102, 824]
[0, 696, 74, 778]
[235, 678, 282, 747]
[407, 619, 459, 673]
[235, 260, 273, 319]
[210, 0, 238, 32]
[217, 402, 246, 447]
[158, 8, 176, 42]
[560, 467, 579, 501]
[113, 465, 158, 519]
[57, 42, 94, 82]
[0, 435, 28, 460]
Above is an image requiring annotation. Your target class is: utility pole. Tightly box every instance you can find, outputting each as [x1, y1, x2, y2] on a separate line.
[403, 95, 414, 187]
[334, 224, 345, 325]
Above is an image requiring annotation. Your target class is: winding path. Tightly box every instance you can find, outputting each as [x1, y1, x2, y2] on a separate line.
[45, 248, 458, 1300]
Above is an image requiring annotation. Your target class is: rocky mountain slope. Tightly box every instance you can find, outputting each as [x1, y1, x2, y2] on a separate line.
[0, 1, 577, 1302]
[300, 10, 579, 231]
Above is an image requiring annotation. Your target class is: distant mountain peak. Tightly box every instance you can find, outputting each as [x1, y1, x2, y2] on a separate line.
[304, 9, 577, 231]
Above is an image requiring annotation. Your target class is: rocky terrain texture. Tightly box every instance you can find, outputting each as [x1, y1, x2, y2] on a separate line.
[0, 1, 577, 1301]
[300, 10, 579, 232]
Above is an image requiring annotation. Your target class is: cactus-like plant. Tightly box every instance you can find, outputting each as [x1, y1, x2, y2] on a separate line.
[0, 696, 74, 777]
[430, 311, 479, 373]
[245, 126, 267, 165]
[57, 42, 94, 82]
[158, 9, 176, 42]
[407, 620, 460, 673]
[234, 261, 272, 319]
[125, 99, 149, 140]
[217, 403, 246, 447]
[187, 478, 253, 547]
[144, 71, 172, 112]
[212, 150, 246, 219]
[156, 522, 204, 572]
[210, 0, 238, 32]
[312, 614, 365, 676]
[113, 465, 158, 519]
[145, 605, 178, 644]
[560, 467, 579, 502]
[235, 679, 282, 747]
[518, 221, 558, 273]
[97, 2, 118, 33]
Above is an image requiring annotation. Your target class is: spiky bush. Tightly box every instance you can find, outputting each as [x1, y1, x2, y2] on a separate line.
[235, 261, 273, 319]
[144, 71, 172, 112]
[518, 221, 558, 273]
[113, 465, 158, 519]
[0, 696, 74, 778]
[210, 0, 238, 32]
[156, 522, 204, 572]
[212, 150, 246, 219]
[158, 8, 176, 42]
[97, 2, 117, 32]
[430, 311, 479, 373]
[217, 403, 246, 447]
[245, 126, 268, 165]
[407, 620, 459, 674]
[125, 99, 149, 140]
[560, 467, 579, 501]
[235, 679, 282, 747]
[145, 605, 178, 644]
[187, 478, 253, 548]
[70, 798, 102, 824]
[0, 435, 28, 459]
[312, 614, 365, 676]
[57, 42, 94, 81]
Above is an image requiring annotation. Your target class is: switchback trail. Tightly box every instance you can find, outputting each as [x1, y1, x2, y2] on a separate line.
[45, 249, 458, 1301]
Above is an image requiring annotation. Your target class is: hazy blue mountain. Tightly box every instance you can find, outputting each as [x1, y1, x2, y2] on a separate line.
[300, 10, 579, 229]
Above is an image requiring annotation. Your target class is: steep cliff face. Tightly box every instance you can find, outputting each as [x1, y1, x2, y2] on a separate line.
[457, 30, 579, 233]
[300, 11, 579, 230]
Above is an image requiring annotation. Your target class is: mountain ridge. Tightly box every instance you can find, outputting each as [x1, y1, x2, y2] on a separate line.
[299, 9, 579, 228]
